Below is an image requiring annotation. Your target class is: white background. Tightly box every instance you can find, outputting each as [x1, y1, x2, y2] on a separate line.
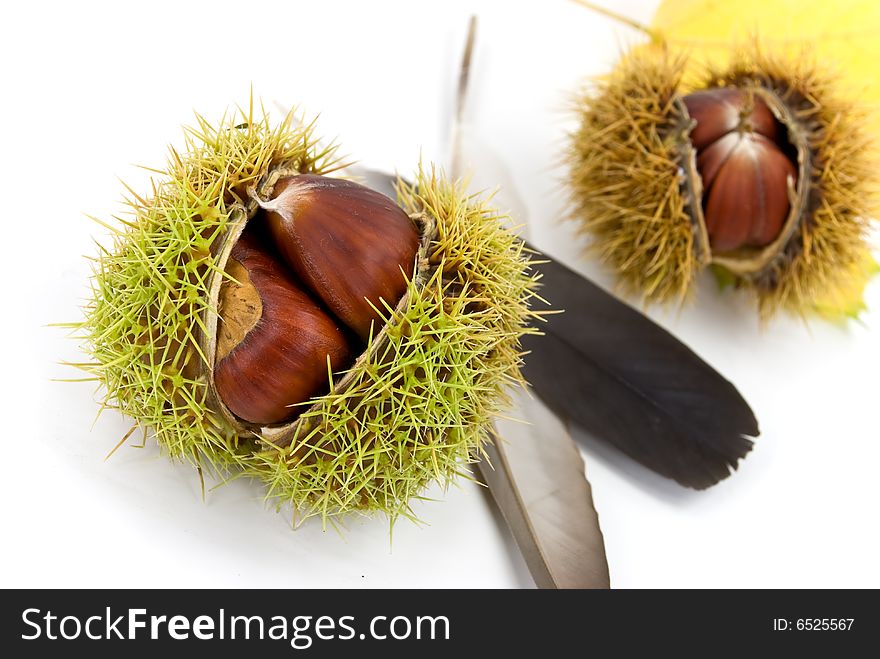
[2, 0, 878, 588]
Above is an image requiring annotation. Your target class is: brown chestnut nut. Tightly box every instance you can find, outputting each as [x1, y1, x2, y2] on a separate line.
[214, 231, 352, 425]
[683, 87, 780, 149]
[255, 175, 420, 341]
[699, 132, 797, 251]
[683, 88, 797, 252]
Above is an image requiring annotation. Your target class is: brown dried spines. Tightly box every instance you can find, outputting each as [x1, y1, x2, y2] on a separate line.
[568, 46, 877, 318]
[567, 50, 698, 303]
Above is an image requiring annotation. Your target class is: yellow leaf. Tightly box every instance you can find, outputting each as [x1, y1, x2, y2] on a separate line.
[651, 0, 880, 143]
[812, 251, 880, 323]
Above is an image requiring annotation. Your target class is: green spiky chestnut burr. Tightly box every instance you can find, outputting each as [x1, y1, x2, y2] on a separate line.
[80, 103, 540, 524]
[568, 48, 878, 319]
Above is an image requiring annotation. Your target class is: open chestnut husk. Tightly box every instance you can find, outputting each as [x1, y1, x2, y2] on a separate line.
[80, 104, 540, 523]
[569, 48, 878, 319]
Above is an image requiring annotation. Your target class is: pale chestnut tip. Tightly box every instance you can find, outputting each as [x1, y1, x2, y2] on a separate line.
[684, 88, 798, 252]
[252, 174, 420, 341]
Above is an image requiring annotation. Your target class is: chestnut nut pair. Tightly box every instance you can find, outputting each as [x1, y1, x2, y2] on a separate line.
[683, 87, 798, 252]
[214, 175, 420, 425]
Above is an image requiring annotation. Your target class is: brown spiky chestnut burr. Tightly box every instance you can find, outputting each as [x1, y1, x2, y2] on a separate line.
[568, 49, 878, 318]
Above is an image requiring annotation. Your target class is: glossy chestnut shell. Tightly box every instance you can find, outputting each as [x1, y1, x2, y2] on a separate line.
[213, 175, 420, 426]
[683, 88, 798, 252]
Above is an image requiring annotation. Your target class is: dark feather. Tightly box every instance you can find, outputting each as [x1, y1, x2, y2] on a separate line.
[521, 249, 758, 489]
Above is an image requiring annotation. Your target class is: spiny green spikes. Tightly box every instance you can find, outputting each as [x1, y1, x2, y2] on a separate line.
[81, 102, 341, 473]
